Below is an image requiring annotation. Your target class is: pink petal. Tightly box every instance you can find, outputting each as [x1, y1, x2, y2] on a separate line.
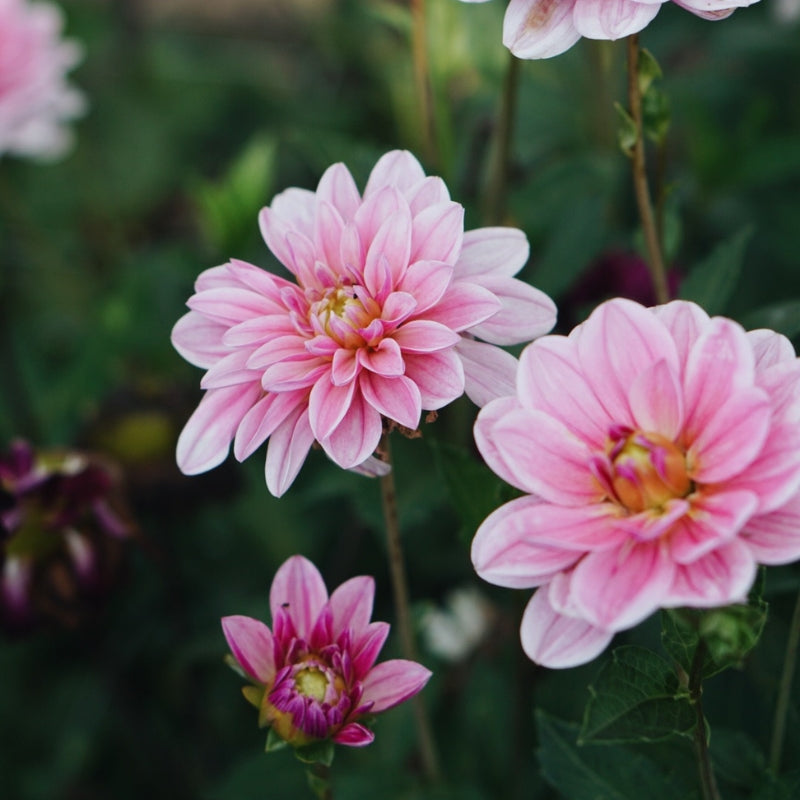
[360, 659, 432, 713]
[171, 312, 228, 369]
[308, 377, 357, 442]
[360, 373, 422, 430]
[456, 338, 518, 407]
[329, 576, 375, 639]
[333, 723, 375, 747]
[177, 384, 262, 475]
[331, 348, 361, 386]
[572, 0, 661, 40]
[226, 258, 289, 298]
[316, 162, 361, 220]
[393, 320, 460, 354]
[467, 275, 557, 345]
[455, 227, 530, 278]
[518, 335, 609, 448]
[405, 176, 451, 214]
[264, 405, 316, 497]
[269, 556, 329, 640]
[246, 334, 310, 372]
[187, 287, 277, 326]
[320, 392, 383, 469]
[474, 395, 525, 488]
[201, 350, 259, 389]
[358, 338, 406, 376]
[365, 205, 413, 288]
[664, 540, 757, 608]
[490, 407, 602, 505]
[742, 494, 800, 565]
[669, 489, 758, 564]
[363, 150, 426, 198]
[351, 621, 391, 676]
[748, 329, 797, 372]
[520, 587, 613, 668]
[503, 0, 582, 60]
[354, 186, 403, 247]
[427, 283, 502, 332]
[652, 300, 710, 372]
[471, 496, 596, 589]
[628, 358, 684, 440]
[570, 540, 675, 631]
[223, 315, 297, 348]
[410, 202, 464, 264]
[577, 298, 679, 428]
[397, 260, 454, 312]
[403, 350, 465, 409]
[314, 200, 347, 276]
[381, 291, 418, 325]
[233, 389, 308, 461]
[267, 186, 316, 236]
[221, 615, 276, 684]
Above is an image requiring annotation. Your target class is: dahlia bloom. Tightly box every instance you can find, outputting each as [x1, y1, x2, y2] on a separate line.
[472, 298, 800, 668]
[173, 150, 555, 496]
[458, 0, 760, 60]
[222, 555, 431, 748]
[0, 0, 85, 159]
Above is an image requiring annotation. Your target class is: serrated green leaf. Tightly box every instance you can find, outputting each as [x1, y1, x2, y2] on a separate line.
[678, 226, 754, 315]
[294, 739, 335, 766]
[580, 646, 694, 745]
[740, 300, 800, 340]
[537, 711, 697, 800]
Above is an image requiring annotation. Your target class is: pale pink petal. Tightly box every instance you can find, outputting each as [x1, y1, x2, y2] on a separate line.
[363, 150, 426, 198]
[314, 200, 347, 275]
[358, 338, 406, 376]
[520, 588, 614, 669]
[669, 489, 758, 564]
[405, 176, 451, 214]
[664, 541, 757, 608]
[365, 205, 413, 288]
[171, 312, 228, 369]
[331, 348, 361, 386]
[748, 329, 797, 372]
[410, 202, 464, 264]
[233, 390, 308, 461]
[456, 338, 518, 407]
[187, 287, 277, 325]
[471, 496, 605, 589]
[572, 0, 661, 40]
[354, 186, 403, 246]
[467, 276, 557, 345]
[490, 407, 603, 505]
[177, 384, 262, 475]
[628, 359, 684, 440]
[329, 576, 375, 639]
[247, 334, 311, 371]
[264, 406, 316, 497]
[393, 320, 460, 353]
[320, 392, 383, 469]
[503, 0, 582, 60]
[397, 260, 454, 312]
[262, 358, 330, 392]
[360, 660, 432, 713]
[316, 162, 361, 220]
[474, 396, 526, 489]
[333, 723, 375, 747]
[267, 187, 316, 236]
[742, 494, 800, 565]
[226, 258, 289, 298]
[577, 298, 679, 427]
[360, 373, 422, 430]
[381, 291, 418, 325]
[308, 378, 357, 442]
[518, 335, 609, 448]
[269, 555, 329, 639]
[201, 350, 259, 389]
[455, 227, 530, 278]
[403, 350, 465, 409]
[223, 315, 297, 348]
[221, 615, 276, 684]
[426, 283, 502, 332]
[570, 541, 675, 631]
[652, 300, 710, 374]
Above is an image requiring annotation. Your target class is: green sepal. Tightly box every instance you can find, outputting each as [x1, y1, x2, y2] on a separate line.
[614, 102, 637, 158]
[265, 727, 288, 753]
[294, 739, 335, 767]
[223, 653, 246, 679]
[241, 684, 264, 712]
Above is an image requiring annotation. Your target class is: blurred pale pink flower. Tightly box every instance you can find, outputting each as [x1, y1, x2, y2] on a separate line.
[173, 150, 556, 496]
[458, 0, 760, 60]
[0, 0, 85, 159]
[222, 555, 431, 747]
[472, 298, 800, 668]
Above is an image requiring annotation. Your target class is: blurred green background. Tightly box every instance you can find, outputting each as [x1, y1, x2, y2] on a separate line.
[2, 1, 800, 798]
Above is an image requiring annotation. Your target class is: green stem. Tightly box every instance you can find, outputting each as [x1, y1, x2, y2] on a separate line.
[769, 589, 800, 774]
[307, 762, 333, 800]
[689, 643, 721, 800]
[626, 34, 669, 304]
[379, 433, 441, 782]
[483, 51, 520, 225]
[410, 0, 438, 167]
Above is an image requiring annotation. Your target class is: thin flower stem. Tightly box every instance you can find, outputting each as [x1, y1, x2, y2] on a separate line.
[483, 51, 520, 225]
[626, 34, 669, 305]
[307, 763, 333, 800]
[379, 433, 441, 782]
[410, 0, 438, 167]
[689, 643, 722, 800]
[769, 589, 800, 774]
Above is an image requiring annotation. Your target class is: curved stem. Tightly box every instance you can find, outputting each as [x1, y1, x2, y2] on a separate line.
[379, 433, 441, 782]
[769, 589, 800, 774]
[626, 35, 669, 305]
[483, 51, 520, 225]
[689, 643, 721, 800]
[410, 0, 438, 167]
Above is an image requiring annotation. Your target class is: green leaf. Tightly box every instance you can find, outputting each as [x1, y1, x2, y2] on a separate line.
[294, 739, 335, 767]
[710, 729, 766, 792]
[678, 225, 755, 315]
[739, 300, 800, 340]
[753, 771, 800, 800]
[614, 101, 637, 158]
[537, 711, 697, 800]
[638, 48, 663, 95]
[580, 646, 694, 744]
[642, 87, 670, 146]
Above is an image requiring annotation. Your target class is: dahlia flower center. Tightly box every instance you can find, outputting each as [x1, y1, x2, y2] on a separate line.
[310, 285, 378, 345]
[294, 666, 329, 702]
[606, 426, 690, 513]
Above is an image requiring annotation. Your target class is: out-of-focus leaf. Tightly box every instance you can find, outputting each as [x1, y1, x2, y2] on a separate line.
[638, 48, 663, 95]
[615, 101, 637, 157]
[752, 771, 800, 800]
[580, 646, 694, 744]
[678, 225, 754, 315]
[710, 729, 766, 793]
[740, 301, 800, 340]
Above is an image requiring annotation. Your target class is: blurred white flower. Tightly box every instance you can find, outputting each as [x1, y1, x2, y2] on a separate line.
[774, 0, 800, 23]
[420, 586, 492, 662]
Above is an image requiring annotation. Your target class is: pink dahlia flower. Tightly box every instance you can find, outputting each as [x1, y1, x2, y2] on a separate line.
[0, 0, 85, 159]
[458, 0, 760, 60]
[472, 298, 800, 668]
[173, 150, 556, 496]
[222, 555, 432, 747]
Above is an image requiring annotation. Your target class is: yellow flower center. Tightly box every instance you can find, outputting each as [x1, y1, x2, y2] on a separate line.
[294, 667, 329, 702]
